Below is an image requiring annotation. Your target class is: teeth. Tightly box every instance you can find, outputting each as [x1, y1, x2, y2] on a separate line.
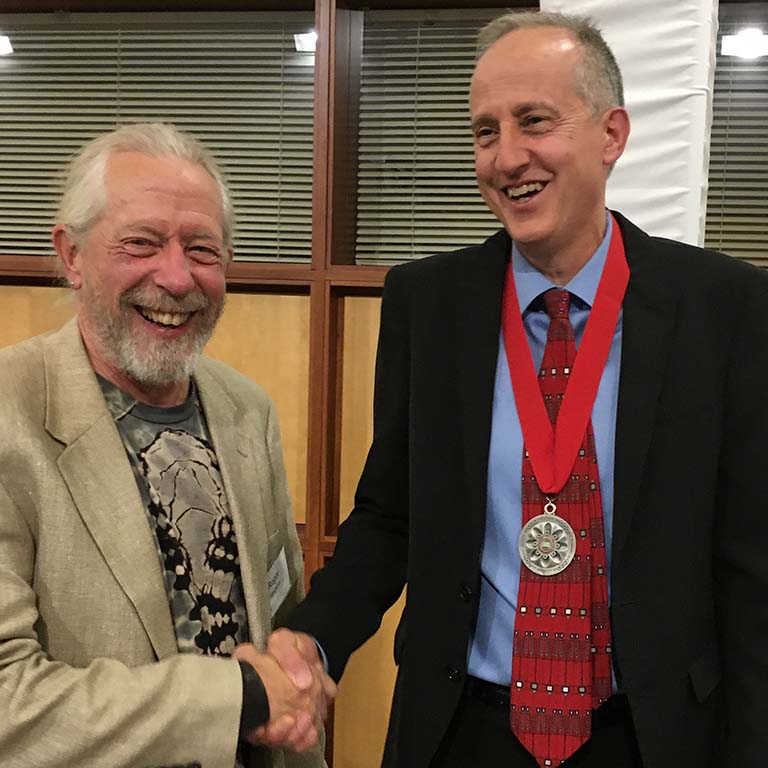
[139, 307, 189, 327]
[506, 182, 545, 199]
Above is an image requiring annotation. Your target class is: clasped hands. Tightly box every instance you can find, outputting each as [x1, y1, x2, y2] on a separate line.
[233, 629, 336, 753]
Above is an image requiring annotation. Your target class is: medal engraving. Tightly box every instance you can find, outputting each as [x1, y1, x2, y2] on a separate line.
[518, 501, 576, 576]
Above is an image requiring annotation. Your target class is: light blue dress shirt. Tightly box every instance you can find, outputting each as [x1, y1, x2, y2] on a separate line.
[467, 213, 623, 685]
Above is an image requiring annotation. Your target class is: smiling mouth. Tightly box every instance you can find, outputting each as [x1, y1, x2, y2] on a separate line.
[505, 181, 547, 202]
[136, 306, 192, 328]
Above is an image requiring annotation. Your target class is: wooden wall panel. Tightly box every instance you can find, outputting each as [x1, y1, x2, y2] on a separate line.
[0, 286, 75, 347]
[203, 292, 310, 525]
[333, 295, 405, 768]
[333, 593, 405, 768]
[338, 295, 380, 521]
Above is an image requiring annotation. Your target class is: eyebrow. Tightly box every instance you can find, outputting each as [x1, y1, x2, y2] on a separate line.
[118, 223, 222, 243]
[471, 101, 560, 132]
[471, 114, 497, 132]
[181, 230, 223, 243]
[117, 223, 165, 239]
[513, 101, 560, 118]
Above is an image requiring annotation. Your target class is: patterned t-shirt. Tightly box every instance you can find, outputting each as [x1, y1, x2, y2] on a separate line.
[99, 376, 249, 656]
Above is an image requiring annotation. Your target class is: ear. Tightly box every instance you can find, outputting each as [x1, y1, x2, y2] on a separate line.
[52, 224, 83, 289]
[602, 107, 631, 167]
[224, 247, 234, 274]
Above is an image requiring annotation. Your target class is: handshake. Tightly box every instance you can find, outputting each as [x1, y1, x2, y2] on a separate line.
[234, 629, 337, 753]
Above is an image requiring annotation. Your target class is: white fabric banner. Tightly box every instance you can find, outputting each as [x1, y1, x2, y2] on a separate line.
[540, 0, 718, 245]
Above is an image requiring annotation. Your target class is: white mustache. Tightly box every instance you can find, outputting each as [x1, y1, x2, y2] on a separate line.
[120, 288, 209, 314]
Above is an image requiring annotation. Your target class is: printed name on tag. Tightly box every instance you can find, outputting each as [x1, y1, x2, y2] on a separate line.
[267, 547, 291, 616]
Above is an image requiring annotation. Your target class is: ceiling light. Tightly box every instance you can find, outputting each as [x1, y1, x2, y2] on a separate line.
[294, 31, 317, 53]
[722, 27, 768, 59]
[0, 36, 13, 56]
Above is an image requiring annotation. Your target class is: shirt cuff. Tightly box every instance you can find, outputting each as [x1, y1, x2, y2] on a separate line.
[314, 638, 330, 674]
[238, 660, 270, 737]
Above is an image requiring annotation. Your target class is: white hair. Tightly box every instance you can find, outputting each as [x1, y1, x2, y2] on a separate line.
[56, 122, 234, 247]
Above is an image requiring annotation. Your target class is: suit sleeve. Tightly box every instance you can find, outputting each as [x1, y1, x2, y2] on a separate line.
[715, 266, 768, 766]
[285, 265, 412, 681]
[0, 478, 244, 768]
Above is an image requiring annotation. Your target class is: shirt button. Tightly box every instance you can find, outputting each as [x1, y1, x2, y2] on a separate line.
[458, 584, 473, 602]
[445, 666, 462, 682]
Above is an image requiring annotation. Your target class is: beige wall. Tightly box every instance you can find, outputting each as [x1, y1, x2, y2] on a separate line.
[0, 285, 75, 344]
[205, 292, 310, 524]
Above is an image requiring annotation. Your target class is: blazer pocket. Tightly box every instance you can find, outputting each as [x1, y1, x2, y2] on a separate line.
[688, 640, 722, 703]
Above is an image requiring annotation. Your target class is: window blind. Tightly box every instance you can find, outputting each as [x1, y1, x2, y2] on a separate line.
[355, 11, 503, 265]
[0, 13, 315, 262]
[705, 13, 768, 267]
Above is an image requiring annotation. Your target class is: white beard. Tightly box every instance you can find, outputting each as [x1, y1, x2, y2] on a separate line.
[82, 283, 225, 387]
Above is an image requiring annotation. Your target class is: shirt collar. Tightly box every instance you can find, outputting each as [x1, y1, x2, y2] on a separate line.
[512, 210, 613, 314]
[97, 373, 197, 423]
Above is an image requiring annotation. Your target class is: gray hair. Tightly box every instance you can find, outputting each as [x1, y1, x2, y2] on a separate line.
[56, 122, 234, 247]
[476, 11, 624, 114]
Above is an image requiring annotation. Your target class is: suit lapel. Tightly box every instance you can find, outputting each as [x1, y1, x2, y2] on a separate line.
[46, 320, 178, 659]
[611, 213, 679, 570]
[195, 362, 272, 650]
[457, 231, 510, 543]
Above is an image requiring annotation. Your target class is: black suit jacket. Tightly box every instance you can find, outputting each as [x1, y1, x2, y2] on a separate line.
[288, 213, 768, 768]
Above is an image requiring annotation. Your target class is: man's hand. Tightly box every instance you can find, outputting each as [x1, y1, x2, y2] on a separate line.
[267, 628, 335, 697]
[259, 629, 337, 749]
[233, 635, 336, 752]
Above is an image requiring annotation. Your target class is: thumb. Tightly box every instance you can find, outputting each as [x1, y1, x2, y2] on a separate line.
[268, 630, 315, 690]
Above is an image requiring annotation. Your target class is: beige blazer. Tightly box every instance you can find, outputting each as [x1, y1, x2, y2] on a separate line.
[0, 319, 322, 768]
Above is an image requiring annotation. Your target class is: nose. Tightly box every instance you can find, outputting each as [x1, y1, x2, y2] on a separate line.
[495, 125, 530, 176]
[153, 240, 196, 297]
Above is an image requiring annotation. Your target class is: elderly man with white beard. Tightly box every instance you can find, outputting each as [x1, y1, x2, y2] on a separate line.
[0, 123, 334, 768]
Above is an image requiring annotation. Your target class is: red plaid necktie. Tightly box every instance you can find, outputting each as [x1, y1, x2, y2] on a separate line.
[510, 289, 612, 767]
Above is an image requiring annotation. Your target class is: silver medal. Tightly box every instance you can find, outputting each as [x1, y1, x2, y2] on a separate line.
[518, 499, 576, 576]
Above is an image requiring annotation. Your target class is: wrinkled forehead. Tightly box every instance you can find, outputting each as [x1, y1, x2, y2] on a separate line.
[103, 152, 221, 203]
[100, 151, 226, 235]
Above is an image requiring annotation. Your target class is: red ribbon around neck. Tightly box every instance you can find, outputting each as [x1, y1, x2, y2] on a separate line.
[501, 215, 629, 494]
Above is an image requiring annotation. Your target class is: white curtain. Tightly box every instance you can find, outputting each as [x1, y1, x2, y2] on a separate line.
[541, 0, 719, 246]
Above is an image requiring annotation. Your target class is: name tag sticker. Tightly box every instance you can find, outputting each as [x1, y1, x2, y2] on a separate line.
[267, 547, 290, 616]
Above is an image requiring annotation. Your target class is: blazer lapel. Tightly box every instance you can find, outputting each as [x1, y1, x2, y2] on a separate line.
[195, 362, 272, 650]
[45, 320, 178, 659]
[611, 213, 679, 570]
[457, 230, 510, 545]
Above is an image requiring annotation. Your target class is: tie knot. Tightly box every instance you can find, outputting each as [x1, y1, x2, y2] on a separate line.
[543, 289, 570, 320]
